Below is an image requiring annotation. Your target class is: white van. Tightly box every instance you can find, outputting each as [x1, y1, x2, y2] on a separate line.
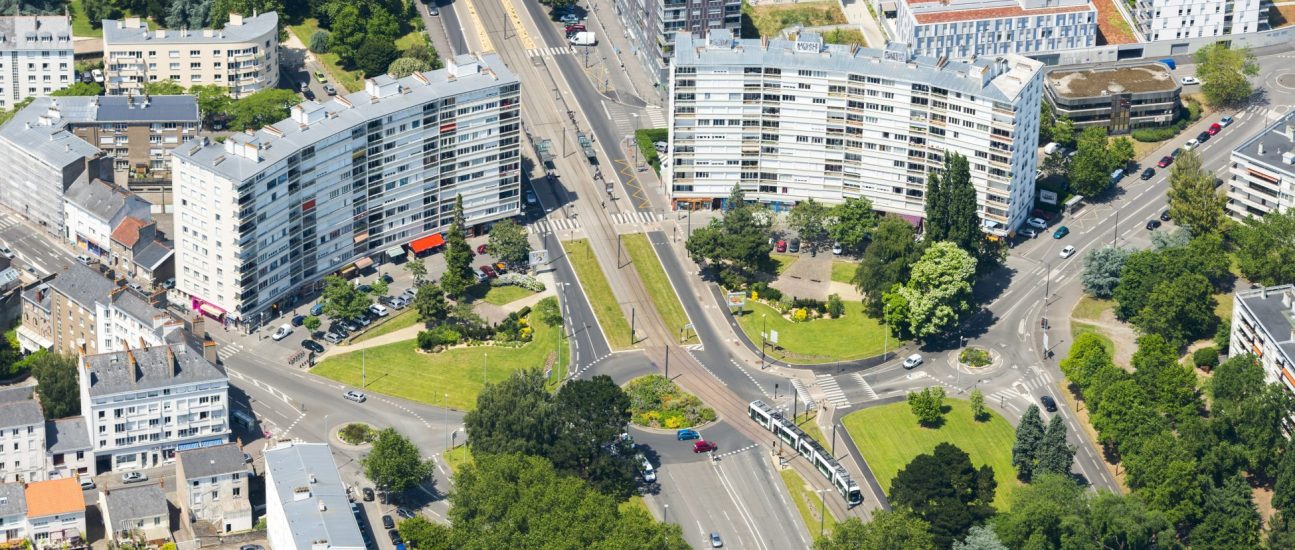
[271, 323, 293, 341]
[569, 31, 597, 46]
[1042, 142, 1059, 155]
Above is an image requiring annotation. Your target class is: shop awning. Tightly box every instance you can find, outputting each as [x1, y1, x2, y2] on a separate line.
[177, 438, 227, 452]
[198, 303, 224, 318]
[340, 264, 358, 274]
[384, 245, 407, 258]
[355, 257, 374, 269]
[898, 214, 924, 228]
[409, 233, 445, 254]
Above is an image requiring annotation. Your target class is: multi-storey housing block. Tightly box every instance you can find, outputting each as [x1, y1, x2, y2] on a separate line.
[1044, 63, 1182, 134]
[0, 98, 111, 237]
[1231, 285, 1295, 396]
[614, 0, 742, 87]
[63, 178, 153, 259]
[895, 0, 1097, 59]
[170, 54, 521, 321]
[0, 16, 74, 109]
[44, 417, 93, 481]
[103, 12, 279, 98]
[264, 442, 364, 550]
[0, 388, 46, 484]
[666, 31, 1044, 234]
[95, 287, 183, 353]
[1226, 111, 1295, 220]
[41, 263, 118, 357]
[1133, 0, 1265, 41]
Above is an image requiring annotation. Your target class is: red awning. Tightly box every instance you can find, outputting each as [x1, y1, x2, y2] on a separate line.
[355, 257, 374, 269]
[409, 233, 445, 254]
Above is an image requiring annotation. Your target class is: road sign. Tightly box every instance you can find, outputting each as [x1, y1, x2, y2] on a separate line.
[725, 291, 746, 311]
[529, 250, 549, 267]
[770, 330, 779, 345]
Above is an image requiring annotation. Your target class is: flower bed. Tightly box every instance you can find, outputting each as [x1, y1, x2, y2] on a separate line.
[959, 347, 992, 368]
[626, 375, 716, 429]
[339, 423, 376, 445]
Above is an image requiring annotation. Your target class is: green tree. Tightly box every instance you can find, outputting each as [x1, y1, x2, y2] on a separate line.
[882, 242, 977, 341]
[552, 376, 638, 498]
[1140, 459, 1206, 530]
[414, 281, 449, 324]
[1110, 137, 1135, 168]
[1268, 511, 1295, 549]
[1091, 380, 1167, 458]
[992, 474, 1089, 549]
[356, 36, 398, 77]
[1012, 405, 1045, 482]
[30, 352, 80, 418]
[309, 29, 332, 53]
[369, 278, 389, 297]
[303, 316, 321, 332]
[906, 386, 946, 427]
[969, 388, 986, 421]
[487, 219, 531, 267]
[1211, 354, 1264, 404]
[853, 215, 924, 317]
[1231, 209, 1295, 286]
[209, 0, 283, 28]
[1039, 102, 1056, 147]
[1190, 474, 1262, 548]
[1133, 273, 1217, 349]
[363, 428, 434, 494]
[1035, 414, 1075, 477]
[889, 443, 996, 547]
[321, 275, 372, 320]
[440, 195, 476, 299]
[51, 82, 103, 96]
[1131, 334, 1202, 424]
[814, 511, 936, 550]
[1274, 440, 1295, 513]
[826, 196, 877, 253]
[1217, 383, 1295, 481]
[788, 198, 830, 250]
[1069, 126, 1120, 197]
[535, 296, 562, 327]
[388, 57, 432, 78]
[190, 84, 232, 125]
[398, 516, 451, 550]
[327, 5, 365, 62]
[1080, 245, 1131, 299]
[1114, 236, 1230, 322]
[81, 0, 122, 26]
[1050, 115, 1077, 149]
[1087, 491, 1174, 549]
[1195, 42, 1260, 107]
[924, 153, 982, 258]
[1059, 332, 1113, 391]
[464, 370, 558, 457]
[952, 525, 1006, 550]
[141, 80, 186, 95]
[1167, 149, 1227, 235]
[405, 259, 428, 286]
[166, 0, 214, 30]
[227, 88, 302, 131]
[685, 185, 771, 284]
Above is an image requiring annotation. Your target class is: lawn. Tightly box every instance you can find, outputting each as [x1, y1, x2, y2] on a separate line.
[1071, 296, 1113, 322]
[1070, 322, 1115, 357]
[1213, 292, 1233, 323]
[780, 469, 840, 539]
[289, 19, 365, 93]
[830, 261, 856, 285]
[483, 285, 537, 306]
[442, 445, 473, 476]
[820, 27, 866, 47]
[735, 300, 889, 364]
[769, 253, 799, 275]
[794, 411, 829, 448]
[562, 239, 633, 349]
[842, 399, 1019, 509]
[311, 310, 567, 411]
[351, 309, 423, 343]
[634, 129, 668, 174]
[621, 234, 697, 345]
[747, 1, 847, 38]
[395, 30, 428, 52]
[1093, 0, 1136, 45]
[70, 0, 156, 37]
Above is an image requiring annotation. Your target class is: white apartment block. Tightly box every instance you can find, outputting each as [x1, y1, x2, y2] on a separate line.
[1231, 286, 1295, 396]
[264, 442, 364, 550]
[0, 483, 24, 545]
[103, 12, 279, 98]
[63, 178, 153, 259]
[95, 288, 184, 353]
[895, 0, 1096, 59]
[0, 389, 47, 484]
[1133, 0, 1265, 42]
[1226, 111, 1295, 220]
[0, 16, 73, 109]
[78, 343, 230, 473]
[667, 31, 1044, 234]
[170, 54, 521, 321]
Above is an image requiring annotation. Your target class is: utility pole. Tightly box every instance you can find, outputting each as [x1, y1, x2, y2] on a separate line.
[830, 422, 837, 455]
[630, 307, 636, 344]
[664, 348, 670, 379]
[362, 349, 366, 388]
[1113, 210, 1119, 246]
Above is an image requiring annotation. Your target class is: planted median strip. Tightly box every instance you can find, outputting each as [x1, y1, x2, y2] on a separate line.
[562, 239, 634, 349]
[620, 233, 699, 345]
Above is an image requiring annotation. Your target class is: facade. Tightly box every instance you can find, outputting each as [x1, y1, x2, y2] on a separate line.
[95, 287, 182, 353]
[1133, 0, 1265, 42]
[23, 478, 85, 549]
[109, 216, 175, 288]
[0, 388, 46, 484]
[62, 95, 201, 186]
[264, 442, 364, 550]
[0, 98, 111, 236]
[103, 12, 279, 99]
[1226, 111, 1295, 220]
[16, 283, 52, 353]
[0, 483, 25, 545]
[613, 0, 742, 87]
[44, 417, 93, 481]
[101, 483, 169, 543]
[176, 443, 251, 533]
[78, 343, 230, 472]
[0, 16, 74, 110]
[894, 0, 1096, 59]
[41, 263, 117, 356]
[171, 54, 522, 321]
[666, 31, 1044, 234]
[1231, 285, 1295, 396]
[1044, 63, 1182, 134]
[63, 178, 153, 259]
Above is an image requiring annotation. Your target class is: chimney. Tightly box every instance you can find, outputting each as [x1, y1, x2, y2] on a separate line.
[166, 346, 176, 378]
[127, 349, 137, 385]
[203, 339, 218, 365]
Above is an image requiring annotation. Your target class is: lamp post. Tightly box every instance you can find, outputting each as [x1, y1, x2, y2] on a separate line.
[817, 489, 827, 537]
[663, 503, 670, 524]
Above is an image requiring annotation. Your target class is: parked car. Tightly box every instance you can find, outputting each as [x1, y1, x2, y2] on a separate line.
[92, 69, 104, 83]
[775, 240, 787, 253]
[161, 277, 176, 289]
[81, 71, 94, 83]
[676, 429, 700, 440]
[121, 472, 147, 484]
[788, 239, 801, 253]
[330, 323, 350, 337]
[1141, 168, 1156, 180]
[1157, 156, 1173, 168]
[1160, 210, 1171, 222]
[1146, 219, 1162, 230]
[1180, 76, 1199, 85]
[1026, 217, 1048, 230]
[311, 303, 324, 316]
[1170, 147, 1183, 158]
[476, 244, 488, 254]
[0, 247, 12, 259]
[429, 6, 439, 15]
[302, 340, 325, 353]
[831, 242, 842, 255]
[526, 189, 539, 205]
[75, 254, 95, 266]
[298, 81, 309, 93]
[494, 261, 508, 273]
[344, 390, 367, 403]
[324, 332, 344, 344]
[902, 354, 923, 369]
[474, 268, 488, 283]
[1052, 226, 1070, 239]
[382, 515, 395, 530]
[1184, 139, 1199, 151]
[1220, 115, 1234, 127]
[363, 487, 375, 502]
[1197, 131, 1211, 143]
[1019, 227, 1038, 239]
[1060, 245, 1076, 259]
[479, 265, 497, 278]
[342, 319, 362, 332]
[396, 508, 415, 520]
[693, 440, 718, 453]
[559, 13, 580, 24]
[303, 89, 315, 101]
[314, 70, 326, 82]
[368, 304, 390, 317]
[355, 315, 372, 327]
[565, 23, 586, 35]
[1208, 122, 1222, 135]
[388, 530, 402, 545]
[291, 314, 306, 326]
[271, 324, 293, 341]
[637, 454, 656, 482]
[1040, 395, 1058, 412]
[323, 83, 337, 96]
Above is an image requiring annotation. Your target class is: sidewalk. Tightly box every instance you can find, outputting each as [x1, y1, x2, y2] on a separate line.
[587, 0, 667, 108]
[839, 0, 889, 46]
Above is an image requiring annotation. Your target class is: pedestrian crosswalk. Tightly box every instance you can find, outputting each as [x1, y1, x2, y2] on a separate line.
[790, 379, 817, 411]
[529, 217, 582, 234]
[527, 46, 573, 58]
[610, 210, 664, 225]
[851, 373, 878, 401]
[217, 342, 245, 362]
[644, 106, 667, 128]
[816, 374, 850, 407]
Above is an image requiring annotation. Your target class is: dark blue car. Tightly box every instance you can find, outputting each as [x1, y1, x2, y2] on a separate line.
[677, 429, 700, 441]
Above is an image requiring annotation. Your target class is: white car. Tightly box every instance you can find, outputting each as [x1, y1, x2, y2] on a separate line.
[121, 471, 147, 484]
[1184, 138, 1200, 151]
[344, 390, 367, 403]
[0, 247, 12, 259]
[1181, 76, 1199, 85]
[902, 353, 923, 369]
[1026, 217, 1048, 230]
[271, 323, 293, 341]
[1060, 245, 1077, 259]
[831, 242, 843, 255]
[1019, 228, 1038, 239]
[91, 69, 104, 83]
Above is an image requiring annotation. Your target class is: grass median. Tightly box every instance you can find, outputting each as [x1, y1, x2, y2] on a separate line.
[735, 300, 889, 365]
[562, 239, 633, 349]
[830, 261, 855, 284]
[620, 233, 698, 345]
[350, 309, 422, 344]
[779, 469, 840, 538]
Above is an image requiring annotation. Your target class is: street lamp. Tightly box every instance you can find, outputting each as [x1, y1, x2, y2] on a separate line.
[663, 503, 669, 523]
[817, 489, 827, 537]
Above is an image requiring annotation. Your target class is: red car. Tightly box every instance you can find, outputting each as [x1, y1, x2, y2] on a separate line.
[1207, 122, 1222, 135]
[565, 24, 586, 34]
[479, 265, 497, 278]
[1157, 156, 1173, 168]
[775, 240, 787, 253]
[476, 244, 488, 255]
[693, 440, 718, 453]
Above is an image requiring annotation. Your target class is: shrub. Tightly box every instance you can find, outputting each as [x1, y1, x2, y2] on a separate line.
[625, 374, 715, 429]
[417, 324, 461, 350]
[535, 296, 562, 327]
[792, 308, 809, 322]
[1193, 347, 1220, 370]
[791, 297, 825, 312]
[309, 30, 331, 53]
[495, 272, 545, 291]
[761, 286, 783, 302]
[339, 423, 375, 445]
[1214, 321, 1231, 354]
[959, 347, 992, 368]
[826, 294, 844, 319]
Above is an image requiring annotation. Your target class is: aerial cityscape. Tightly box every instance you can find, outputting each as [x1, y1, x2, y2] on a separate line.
[0, 0, 1291, 548]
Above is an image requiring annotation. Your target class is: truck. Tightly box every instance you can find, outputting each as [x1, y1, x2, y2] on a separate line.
[577, 131, 596, 161]
[569, 31, 597, 46]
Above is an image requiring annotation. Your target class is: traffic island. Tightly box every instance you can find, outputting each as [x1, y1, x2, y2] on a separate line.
[952, 346, 1004, 375]
[625, 374, 717, 430]
[335, 422, 377, 448]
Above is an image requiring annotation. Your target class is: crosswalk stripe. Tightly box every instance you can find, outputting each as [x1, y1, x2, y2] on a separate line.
[527, 46, 573, 58]
[645, 106, 667, 128]
[815, 375, 850, 407]
[528, 217, 582, 235]
[790, 379, 817, 411]
[610, 211, 663, 225]
[851, 373, 878, 401]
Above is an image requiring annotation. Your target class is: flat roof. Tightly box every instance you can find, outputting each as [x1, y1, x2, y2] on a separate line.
[1233, 111, 1295, 178]
[1237, 285, 1295, 368]
[1045, 63, 1177, 98]
[905, 0, 1094, 24]
[103, 12, 276, 46]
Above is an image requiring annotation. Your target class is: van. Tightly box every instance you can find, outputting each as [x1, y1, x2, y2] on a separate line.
[1109, 168, 1125, 185]
[271, 323, 293, 341]
[569, 31, 597, 46]
[232, 408, 256, 430]
[1042, 142, 1058, 155]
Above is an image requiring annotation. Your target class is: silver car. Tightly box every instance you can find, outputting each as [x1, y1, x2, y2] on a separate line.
[902, 354, 923, 369]
[344, 390, 367, 403]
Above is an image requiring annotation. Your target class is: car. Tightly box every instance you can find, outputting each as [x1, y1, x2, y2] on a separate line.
[480, 264, 497, 278]
[1197, 131, 1211, 143]
[314, 70, 326, 82]
[1026, 217, 1048, 230]
[429, 6, 440, 15]
[302, 340, 325, 353]
[126, 282, 147, 295]
[710, 532, 724, 548]
[1146, 219, 1162, 230]
[677, 428, 700, 440]
[694, 440, 718, 453]
[474, 269, 488, 283]
[389, 529, 402, 545]
[363, 487, 375, 502]
[638, 454, 656, 482]
[323, 83, 337, 95]
[1157, 156, 1173, 168]
[75, 253, 95, 266]
[1052, 226, 1069, 239]
[788, 239, 801, 253]
[342, 319, 362, 332]
[1170, 147, 1183, 158]
[161, 277, 175, 289]
[239, 546, 264, 550]
[121, 471, 147, 484]
[1141, 168, 1156, 180]
[1019, 227, 1038, 239]
[244, 453, 253, 463]
[526, 189, 539, 204]
[81, 71, 93, 83]
[1181, 76, 1199, 85]
[1160, 210, 1171, 222]
[356, 283, 373, 293]
[1060, 245, 1076, 259]
[902, 353, 923, 369]
[494, 261, 508, 273]
[344, 390, 367, 403]
[775, 240, 787, 253]
[381, 273, 393, 284]
[368, 304, 390, 317]
[382, 515, 395, 530]
[354, 315, 372, 327]
[303, 89, 315, 101]
[79, 476, 95, 490]
[291, 314, 306, 326]
[565, 23, 587, 35]
[389, 297, 408, 310]
[396, 508, 415, 520]
[477, 244, 488, 254]
[831, 242, 843, 255]
[324, 332, 344, 344]
[0, 247, 12, 259]
[271, 324, 293, 341]
[1184, 139, 1199, 151]
[654, 141, 668, 153]
[1040, 395, 1058, 412]
[1208, 122, 1222, 135]
[559, 14, 580, 24]
[92, 69, 104, 83]
[1220, 115, 1234, 127]
[310, 303, 324, 316]
[298, 81, 309, 93]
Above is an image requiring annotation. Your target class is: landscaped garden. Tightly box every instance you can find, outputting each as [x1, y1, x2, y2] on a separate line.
[743, 1, 847, 38]
[562, 239, 633, 349]
[625, 375, 716, 429]
[734, 299, 888, 365]
[959, 347, 992, 368]
[338, 423, 377, 445]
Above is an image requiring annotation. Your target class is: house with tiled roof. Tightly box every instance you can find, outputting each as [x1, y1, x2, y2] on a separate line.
[62, 178, 152, 260]
[101, 483, 169, 544]
[23, 478, 85, 548]
[108, 215, 175, 289]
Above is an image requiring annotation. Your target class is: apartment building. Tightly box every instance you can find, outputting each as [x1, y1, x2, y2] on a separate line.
[264, 442, 364, 550]
[78, 343, 230, 473]
[109, 216, 175, 289]
[1044, 63, 1182, 134]
[0, 98, 111, 237]
[95, 287, 183, 353]
[1231, 285, 1295, 396]
[0, 388, 46, 483]
[23, 478, 85, 549]
[170, 54, 522, 321]
[1226, 111, 1295, 220]
[101, 483, 169, 543]
[16, 283, 52, 353]
[613, 0, 742, 87]
[104, 12, 279, 98]
[40, 263, 118, 356]
[895, 0, 1097, 59]
[1133, 0, 1265, 41]
[666, 31, 1044, 234]
[0, 15, 74, 110]
[63, 178, 153, 259]
[62, 95, 201, 185]
[177, 443, 252, 533]
[44, 417, 93, 481]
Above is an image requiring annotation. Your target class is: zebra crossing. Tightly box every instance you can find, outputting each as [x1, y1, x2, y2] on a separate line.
[790, 379, 817, 411]
[851, 373, 878, 401]
[529, 217, 582, 234]
[217, 342, 245, 362]
[644, 106, 667, 128]
[527, 46, 573, 59]
[610, 210, 664, 225]
[815, 374, 850, 407]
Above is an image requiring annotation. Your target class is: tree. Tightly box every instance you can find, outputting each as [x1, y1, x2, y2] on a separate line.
[1140, 458, 1206, 530]
[1217, 382, 1295, 481]
[814, 511, 936, 550]
[882, 242, 977, 341]
[356, 36, 399, 77]
[788, 198, 830, 250]
[534, 297, 562, 328]
[889, 443, 996, 547]
[686, 185, 771, 284]
[464, 370, 558, 457]
[826, 196, 877, 253]
[854, 215, 924, 317]
[906, 386, 946, 427]
[30, 352, 79, 419]
[1195, 42, 1260, 107]
[1012, 405, 1045, 482]
[1035, 414, 1076, 477]
[414, 281, 449, 324]
[369, 279, 389, 297]
[1274, 440, 1295, 514]
[1114, 236, 1230, 321]
[327, 5, 365, 62]
[405, 259, 428, 286]
[1268, 511, 1295, 550]
[1110, 137, 1135, 169]
[1133, 273, 1217, 348]
[403, 42, 442, 68]
[303, 316, 321, 332]
[1039, 102, 1056, 147]
[51, 82, 103, 96]
[551, 376, 637, 498]
[1080, 245, 1131, 299]
[1087, 491, 1174, 550]
[141, 80, 186, 95]
[440, 195, 477, 299]
[209, 0, 283, 28]
[969, 388, 986, 421]
[363, 428, 434, 494]
[992, 474, 1089, 549]
[166, 0, 214, 31]
[487, 219, 531, 267]
[1059, 332, 1113, 391]
[1190, 474, 1262, 548]
[190, 84, 232, 124]
[924, 153, 983, 259]
[1231, 209, 1295, 286]
[1069, 126, 1122, 197]
[1050, 115, 1077, 149]
[1167, 149, 1227, 235]
[952, 525, 1007, 550]
[226, 88, 302, 131]
[80, 0, 122, 26]
[309, 29, 332, 54]
[320, 275, 372, 320]
[388, 57, 432, 78]
[398, 516, 451, 550]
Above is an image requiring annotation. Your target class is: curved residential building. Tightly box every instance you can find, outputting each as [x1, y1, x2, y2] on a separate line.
[103, 12, 279, 98]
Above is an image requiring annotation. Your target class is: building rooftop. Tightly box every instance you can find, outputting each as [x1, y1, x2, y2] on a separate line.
[133, 241, 173, 271]
[171, 53, 518, 183]
[103, 12, 277, 46]
[179, 443, 246, 479]
[264, 442, 364, 550]
[81, 342, 227, 397]
[0, 95, 198, 168]
[46, 417, 92, 454]
[103, 483, 168, 521]
[108, 287, 168, 327]
[0, 483, 26, 518]
[0, 395, 45, 429]
[91, 95, 200, 123]
[64, 178, 152, 225]
[1045, 63, 1177, 98]
[903, 0, 1093, 24]
[1233, 111, 1295, 177]
[672, 30, 1042, 104]
[48, 262, 117, 312]
[25, 478, 84, 518]
[0, 16, 72, 51]
[1237, 285, 1295, 365]
[111, 217, 150, 248]
[0, 386, 33, 404]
